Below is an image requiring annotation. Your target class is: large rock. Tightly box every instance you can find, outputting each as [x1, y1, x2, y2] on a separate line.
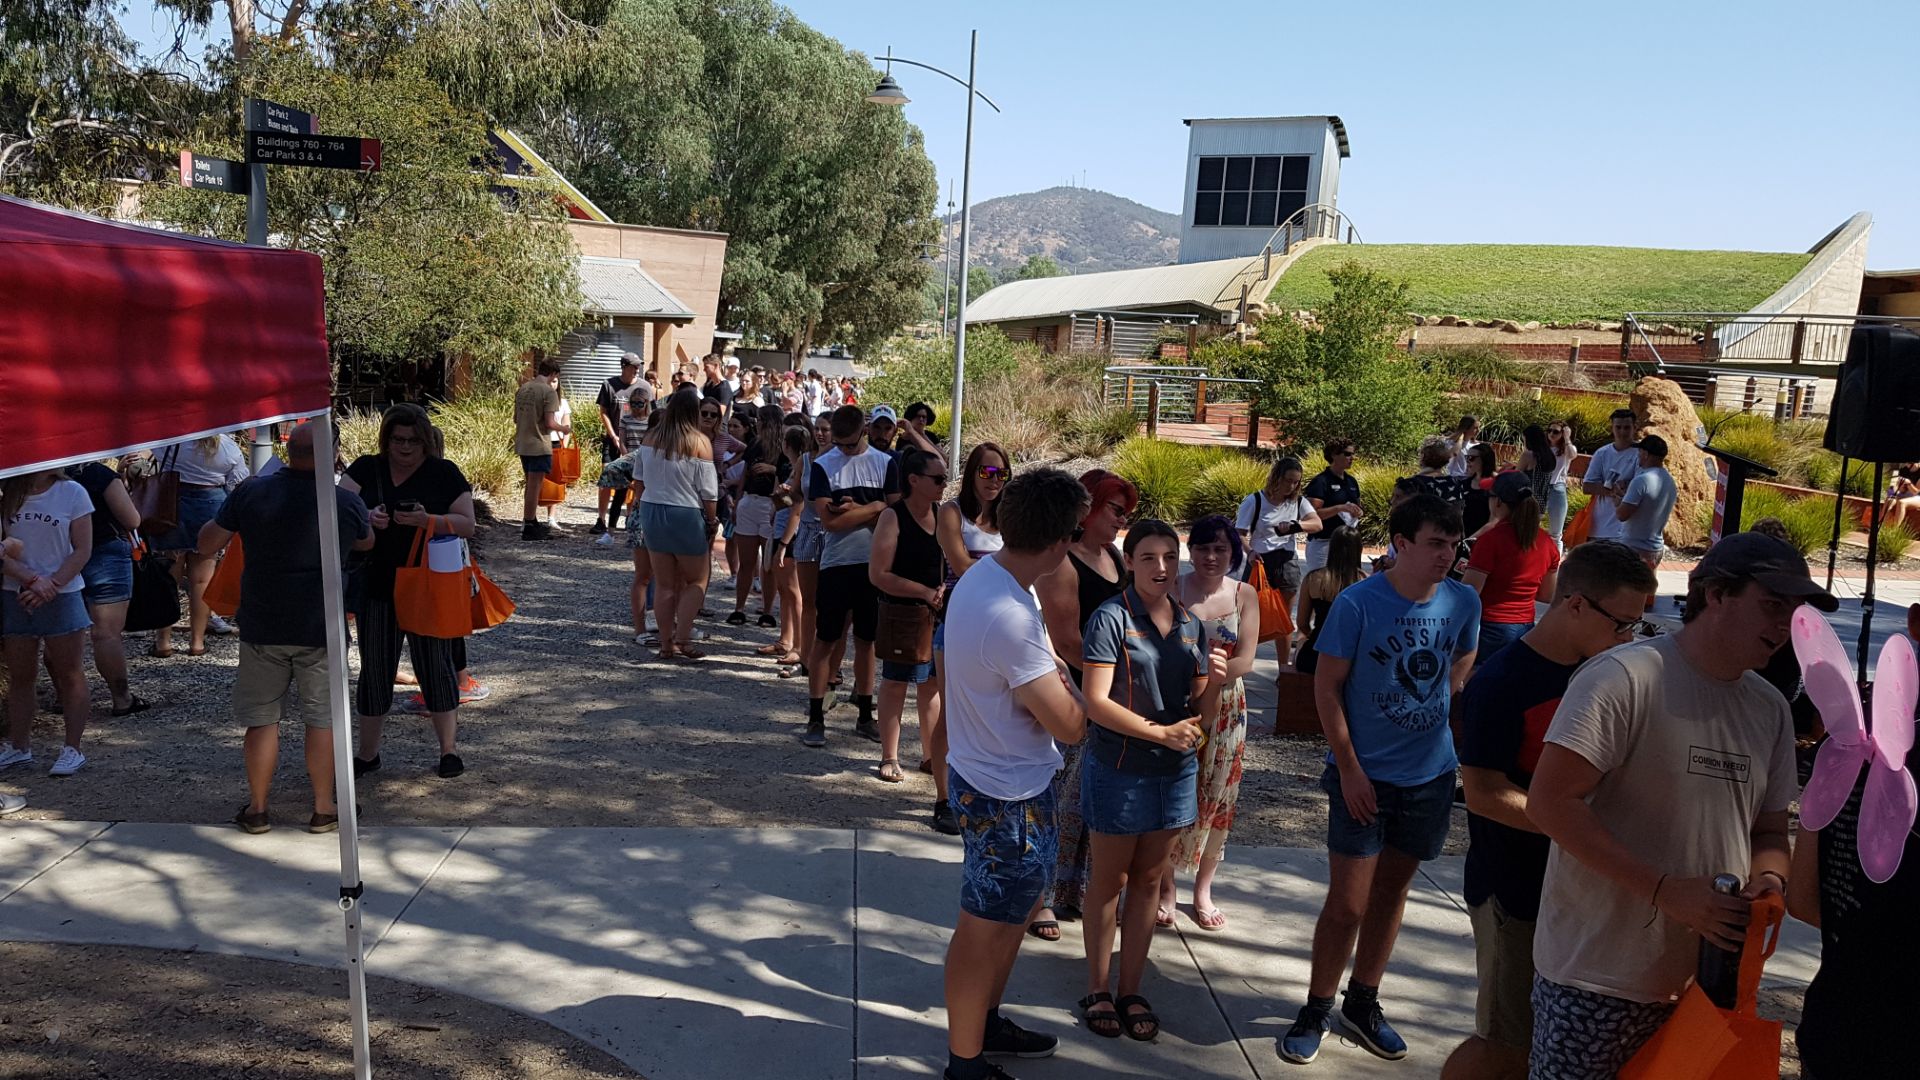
[1631, 376, 1713, 548]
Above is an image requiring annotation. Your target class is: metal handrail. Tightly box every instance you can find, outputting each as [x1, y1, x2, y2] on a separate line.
[1253, 203, 1362, 258]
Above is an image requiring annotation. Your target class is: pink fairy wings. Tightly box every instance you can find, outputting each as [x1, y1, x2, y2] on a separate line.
[1792, 607, 1918, 883]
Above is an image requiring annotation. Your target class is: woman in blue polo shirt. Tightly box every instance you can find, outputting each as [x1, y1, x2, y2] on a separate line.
[1075, 519, 1229, 1044]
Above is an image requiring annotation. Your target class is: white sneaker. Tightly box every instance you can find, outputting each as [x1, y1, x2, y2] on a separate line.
[207, 614, 237, 635]
[48, 746, 85, 776]
[594, 532, 615, 547]
[0, 793, 24, 815]
[0, 747, 31, 771]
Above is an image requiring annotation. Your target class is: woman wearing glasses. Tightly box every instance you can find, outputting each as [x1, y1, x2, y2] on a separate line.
[869, 449, 948, 787]
[340, 404, 476, 779]
[1034, 469, 1137, 938]
[1528, 422, 1578, 550]
[927, 441, 1010, 835]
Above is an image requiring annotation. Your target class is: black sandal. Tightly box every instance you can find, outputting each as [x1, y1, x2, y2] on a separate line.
[111, 695, 154, 718]
[1116, 994, 1159, 1042]
[1078, 992, 1122, 1039]
[1026, 919, 1060, 942]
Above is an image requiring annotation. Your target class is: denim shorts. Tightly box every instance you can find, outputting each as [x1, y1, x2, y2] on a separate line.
[80, 537, 133, 606]
[1, 589, 91, 639]
[791, 518, 825, 562]
[639, 502, 707, 557]
[932, 620, 946, 651]
[1320, 761, 1455, 861]
[950, 768, 1058, 924]
[881, 658, 934, 684]
[772, 506, 793, 540]
[1475, 620, 1532, 666]
[1081, 749, 1199, 836]
[154, 486, 226, 551]
[520, 453, 553, 475]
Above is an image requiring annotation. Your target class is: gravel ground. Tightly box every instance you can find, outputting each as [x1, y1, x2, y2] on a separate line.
[0, 491, 1429, 853]
[0, 942, 640, 1079]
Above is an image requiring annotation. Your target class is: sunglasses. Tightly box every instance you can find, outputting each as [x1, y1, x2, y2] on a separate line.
[976, 465, 1009, 480]
[699, 410, 721, 419]
[917, 472, 949, 485]
[388, 435, 424, 447]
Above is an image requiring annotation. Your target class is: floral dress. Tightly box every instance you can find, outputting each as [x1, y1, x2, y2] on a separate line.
[1173, 601, 1249, 870]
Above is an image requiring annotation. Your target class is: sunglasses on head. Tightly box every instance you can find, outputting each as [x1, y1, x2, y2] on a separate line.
[976, 465, 1009, 480]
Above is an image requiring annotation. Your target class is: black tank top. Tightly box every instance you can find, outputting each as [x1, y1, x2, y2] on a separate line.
[1069, 544, 1125, 666]
[885, 501, 944, 596]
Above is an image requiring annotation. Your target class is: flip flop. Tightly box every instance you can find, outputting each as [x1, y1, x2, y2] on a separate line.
[677, 647, 708, 662]
[755, 642, 789, 656]
[1155, 906, 1176, 929]
[148, 646, 173, 659]
[877, 759, 905, 783]
[110, 695, 154, 718]
[1193, 906, 1227, 932]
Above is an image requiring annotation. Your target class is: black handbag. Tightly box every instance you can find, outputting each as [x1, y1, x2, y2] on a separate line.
[124, 539, 181, 633]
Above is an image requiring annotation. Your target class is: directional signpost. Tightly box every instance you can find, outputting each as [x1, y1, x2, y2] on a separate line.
[178, 151, 249, 195]
[243, 131, 383, 172]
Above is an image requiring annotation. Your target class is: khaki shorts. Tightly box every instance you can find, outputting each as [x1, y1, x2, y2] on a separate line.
[234, 642, 334, 729]
[1469, 896, 1537, 1050]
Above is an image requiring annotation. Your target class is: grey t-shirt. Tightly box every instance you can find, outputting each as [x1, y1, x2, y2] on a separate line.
[1619, 466, 1676, 553]
[1532, 634, 1796, 1003]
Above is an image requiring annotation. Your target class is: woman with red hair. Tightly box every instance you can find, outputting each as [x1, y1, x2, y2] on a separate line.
[1030, 467, 1137, 938]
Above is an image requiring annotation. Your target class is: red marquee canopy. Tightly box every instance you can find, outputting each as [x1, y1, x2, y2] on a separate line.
[0, 195, 331, 479]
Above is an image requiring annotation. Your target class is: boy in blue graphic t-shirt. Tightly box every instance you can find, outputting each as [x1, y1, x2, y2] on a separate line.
[1280, 494, 1480, 1067]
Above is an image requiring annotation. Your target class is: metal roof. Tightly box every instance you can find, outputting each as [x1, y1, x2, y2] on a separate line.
[576, 255, 695, 320]
[963, 254, 1277, 325]
[1181, 115, 1350, 158]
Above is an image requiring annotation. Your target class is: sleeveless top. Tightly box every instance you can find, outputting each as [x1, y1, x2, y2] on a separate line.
[1068, 544, 1125, 671]
[884, 501, 944, 598]
[943, 505, 1005, 589]
[1527, 460, 1553, 503]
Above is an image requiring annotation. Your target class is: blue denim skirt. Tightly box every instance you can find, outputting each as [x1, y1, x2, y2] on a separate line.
[153, 486, 225, 552]
[1081, 749, 1199, 836]
[2, 589, 92, 638]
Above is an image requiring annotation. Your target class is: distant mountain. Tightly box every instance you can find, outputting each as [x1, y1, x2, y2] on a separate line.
[944, 186, 1181, 276]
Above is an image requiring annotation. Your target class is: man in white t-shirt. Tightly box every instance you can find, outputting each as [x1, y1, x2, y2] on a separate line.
[940, 466, 1089, 1080]
[1525, 532, 1833, 1077]
[1579, 409, 1640, 541]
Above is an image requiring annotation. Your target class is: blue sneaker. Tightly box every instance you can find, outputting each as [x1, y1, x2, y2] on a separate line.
[1335, 990, 1408, 1060]
[1279, 999, 1332, 1064]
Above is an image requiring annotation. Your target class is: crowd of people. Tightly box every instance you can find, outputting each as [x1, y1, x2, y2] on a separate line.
[4, 371, 1910, 1080]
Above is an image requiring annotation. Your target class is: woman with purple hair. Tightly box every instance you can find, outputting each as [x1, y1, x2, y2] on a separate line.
[1159, 515, 1260, 931]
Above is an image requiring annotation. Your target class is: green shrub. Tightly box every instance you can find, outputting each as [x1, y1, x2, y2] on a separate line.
[1187, 457, 1269, 520]
[1350, 465, 1396, 545]
[1802, 451, 1876, 497]
[339, 391, 524, 503]
[1061, 389, 1141, 458]
[1700, 423, 1812, 482]
[965, 375, 1057, 464]
[867, 327, 1023, 410]
[1544, 394, 1626, 450]
[1690, 484, 1833, 556]
[1113, 437, 1215, 521]
[1875, 520, 1915, 564]
[1422, 344, 1528, 384]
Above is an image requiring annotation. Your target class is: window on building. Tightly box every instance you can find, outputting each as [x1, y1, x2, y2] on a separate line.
[1192, 154, 1311, 229]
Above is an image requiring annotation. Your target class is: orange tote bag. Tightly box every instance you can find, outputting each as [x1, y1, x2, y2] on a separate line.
[1249, 556, 1295, 643]
[550, 436, 582, 485]
[1562, 501, 1594, 548]
[1620, 894, 1786, 1080]
[393, 519, 472, 640]
[204, 535, 244, 617]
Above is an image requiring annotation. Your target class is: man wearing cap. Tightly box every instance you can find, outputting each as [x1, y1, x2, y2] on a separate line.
[868, 405, 900, 454]
[1614, 435, 1676, 568]
[1524, 531, 1831, 1078]
[592, 353, 645, 536]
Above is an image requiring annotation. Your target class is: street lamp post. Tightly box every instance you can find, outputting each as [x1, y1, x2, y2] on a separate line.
[867, 32, 1000, 478]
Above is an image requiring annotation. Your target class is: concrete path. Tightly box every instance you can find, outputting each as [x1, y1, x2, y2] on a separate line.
[0, 823, 1821, 1079]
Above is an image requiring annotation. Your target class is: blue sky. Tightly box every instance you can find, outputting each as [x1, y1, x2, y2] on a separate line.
[124, 0, 1920, 266]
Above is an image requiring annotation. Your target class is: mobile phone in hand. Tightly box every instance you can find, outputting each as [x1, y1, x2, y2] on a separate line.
[396, 500, 422, 513]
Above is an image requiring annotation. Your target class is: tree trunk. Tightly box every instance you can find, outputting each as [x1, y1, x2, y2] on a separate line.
[226, 0, 257, 64]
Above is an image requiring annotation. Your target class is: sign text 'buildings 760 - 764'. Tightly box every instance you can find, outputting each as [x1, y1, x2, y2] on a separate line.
[243, 131, 382, 172]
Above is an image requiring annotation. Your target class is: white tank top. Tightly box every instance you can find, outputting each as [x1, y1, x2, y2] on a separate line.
[959, 514, 1004, 558]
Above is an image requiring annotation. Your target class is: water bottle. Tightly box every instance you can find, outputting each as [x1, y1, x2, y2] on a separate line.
[1695, 873, 1745, 1008]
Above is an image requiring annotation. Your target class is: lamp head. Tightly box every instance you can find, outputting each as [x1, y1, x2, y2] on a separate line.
[866, 72, 910, 107]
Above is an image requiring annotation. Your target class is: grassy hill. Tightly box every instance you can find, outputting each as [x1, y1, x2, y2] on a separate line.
[952, 187, 1180, 275]
[1266, 243, 1812, 323]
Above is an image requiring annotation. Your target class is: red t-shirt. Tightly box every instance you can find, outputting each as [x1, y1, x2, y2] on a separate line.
[1468, 521, 1560, 624]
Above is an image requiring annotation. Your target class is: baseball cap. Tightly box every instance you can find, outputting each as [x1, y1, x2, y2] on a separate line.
[722, 356, 741, 369]
[1635, 434, 1669, 459]
[619, 352, 640, 369]
[869, 405, 898, 424]
[1491, 471, 1533, 505]
[1692, 531, 1838, 612]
